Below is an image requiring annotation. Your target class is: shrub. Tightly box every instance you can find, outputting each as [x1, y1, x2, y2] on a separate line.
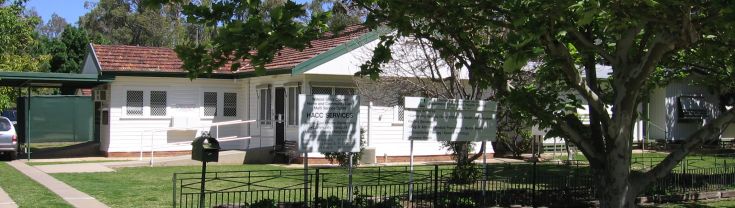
[324, 128, 366, 167]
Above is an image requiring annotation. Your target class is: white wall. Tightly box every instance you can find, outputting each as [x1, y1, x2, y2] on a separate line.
[648, 87, 668, 140]
[360, 105, 488, 156]
[665, 77, 721, 141]
[106, 76, 248, 153]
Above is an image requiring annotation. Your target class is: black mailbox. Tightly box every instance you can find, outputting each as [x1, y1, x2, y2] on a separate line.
[191, 133, 220, 162]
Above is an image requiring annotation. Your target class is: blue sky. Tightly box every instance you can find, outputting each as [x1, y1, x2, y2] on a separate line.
[25, 0, 95, 25]
[24, 0, 321, 26]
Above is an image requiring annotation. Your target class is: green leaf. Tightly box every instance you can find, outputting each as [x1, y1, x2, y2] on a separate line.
[577, 11, 595, 26]
[642, 0, 659, 7]
[503, 53, 529, 72]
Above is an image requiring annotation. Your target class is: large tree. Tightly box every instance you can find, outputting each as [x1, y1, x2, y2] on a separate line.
[37, 13, 67, 39]
[354, 1, 735, 207]
[147, 0, 735, 207]
[0, 0, 48, 108]
[80, 0, 200, 47]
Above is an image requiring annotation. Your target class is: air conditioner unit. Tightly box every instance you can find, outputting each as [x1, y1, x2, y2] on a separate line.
[94, 90, 108, 101]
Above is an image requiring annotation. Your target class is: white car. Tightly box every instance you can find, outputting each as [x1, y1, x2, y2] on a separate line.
[0, 116, 18, 160]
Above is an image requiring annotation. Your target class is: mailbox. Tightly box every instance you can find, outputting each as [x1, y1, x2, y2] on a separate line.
[191, 133, 220, 162]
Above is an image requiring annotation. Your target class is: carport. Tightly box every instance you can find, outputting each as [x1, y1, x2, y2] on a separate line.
[0, 71, 109, 160]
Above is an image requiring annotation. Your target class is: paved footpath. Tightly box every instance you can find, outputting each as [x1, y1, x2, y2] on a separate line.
[0, 187, 18, 208]
[7, 161, 109, 208]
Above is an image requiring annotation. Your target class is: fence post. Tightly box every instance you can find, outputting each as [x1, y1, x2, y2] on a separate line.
[433, 165, 439, 207]
[314, 168, 320, 207]
[172, 173, 177, 208]
[532, 160, 537, 208]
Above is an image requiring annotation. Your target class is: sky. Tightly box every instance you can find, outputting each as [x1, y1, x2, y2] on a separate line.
[24, 0, 96, 25]
[23, 0, 321, 26]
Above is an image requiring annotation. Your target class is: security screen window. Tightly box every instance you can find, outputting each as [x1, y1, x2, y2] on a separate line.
[311, 87, 333, 95]
[334, 87, 355, 96]
[150, 91, 167, 116]
[126, 90, 144, 116]
[203, 92, 218, 116]
[223, 93, 237, 117]
[677, 96, 708, 121]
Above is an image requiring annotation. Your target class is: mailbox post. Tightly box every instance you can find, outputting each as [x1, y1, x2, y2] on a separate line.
[191, 132, 220, 208]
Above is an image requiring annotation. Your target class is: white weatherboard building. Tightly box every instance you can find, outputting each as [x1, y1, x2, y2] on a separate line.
[80, 25, 733, 162]
[81, 25, 489, 163]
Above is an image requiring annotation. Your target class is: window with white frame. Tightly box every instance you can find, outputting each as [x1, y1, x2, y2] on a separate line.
[150, 91, 167, 116]
[203, 92, 218, 116]
[287, 86, 300, 126]
[258, 87, 272, 126]
[223, 92, 237, 117]
[126, 90, 144, 116]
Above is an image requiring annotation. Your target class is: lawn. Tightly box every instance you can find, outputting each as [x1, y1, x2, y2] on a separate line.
[654, 199, 735, 208]
[553, 152, 735, 170]
[0, 162, 71, 208]
[50, 162, 735, 208]
[52, 164, 293, 208]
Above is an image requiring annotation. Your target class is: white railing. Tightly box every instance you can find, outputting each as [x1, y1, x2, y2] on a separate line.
[138, 119, 256, 165]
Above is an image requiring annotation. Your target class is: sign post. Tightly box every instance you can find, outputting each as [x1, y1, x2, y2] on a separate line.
[299, 94, 361, 203]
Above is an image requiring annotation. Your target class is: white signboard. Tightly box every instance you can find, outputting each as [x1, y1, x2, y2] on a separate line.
[403, 97, 498, 141]
[298, 94, 361, 153]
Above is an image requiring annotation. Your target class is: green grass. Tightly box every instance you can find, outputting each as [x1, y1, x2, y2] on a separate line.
[52, 164, 293, 208]
[27, 160, 132, 166]
[553, 152, 735, 170]
[654, 199, 735, 208]
[0, 162, 71, 208]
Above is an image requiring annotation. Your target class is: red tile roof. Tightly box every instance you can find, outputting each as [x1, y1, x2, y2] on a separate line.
[91, 25, 370, 74]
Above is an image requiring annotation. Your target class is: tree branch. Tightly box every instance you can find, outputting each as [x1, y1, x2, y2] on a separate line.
[637, 108, 735, 192]
[541, 32, 612, 126]
[569, 29, 617, 64]
[614, 26, 642, 66]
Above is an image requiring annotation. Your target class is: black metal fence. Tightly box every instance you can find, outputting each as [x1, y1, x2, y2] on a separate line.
[173, 155, 735, 208]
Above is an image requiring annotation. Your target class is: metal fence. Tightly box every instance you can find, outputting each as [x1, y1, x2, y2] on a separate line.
[173, 156, 735, 208]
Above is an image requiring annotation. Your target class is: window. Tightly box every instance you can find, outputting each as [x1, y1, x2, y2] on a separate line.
[259, 87, 272, 126]
[126, 90, 144, 116]
[150, 91, 167, 116]
[203, 92, 218, 116]
[334, 88, 356, 96]
[223, 93, 237, 117]
[311, 86, 356, 96]
[287, 87, 300, 125]
[311, 87, 333, 95]
[102, 110, 109, 125]
[393, 105, 405, 122]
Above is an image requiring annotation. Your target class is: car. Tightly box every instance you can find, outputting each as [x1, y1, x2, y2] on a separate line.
[0, 116, 18, 160]
[1, 109, 16, 125]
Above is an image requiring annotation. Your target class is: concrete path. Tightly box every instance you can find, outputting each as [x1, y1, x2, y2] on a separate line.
[0, 187, 18, 208]
[7, 161, 109, 208]
[36, 163, 115, 173]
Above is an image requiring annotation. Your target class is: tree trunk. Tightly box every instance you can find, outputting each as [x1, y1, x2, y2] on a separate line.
[595, 132, 640, 208]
